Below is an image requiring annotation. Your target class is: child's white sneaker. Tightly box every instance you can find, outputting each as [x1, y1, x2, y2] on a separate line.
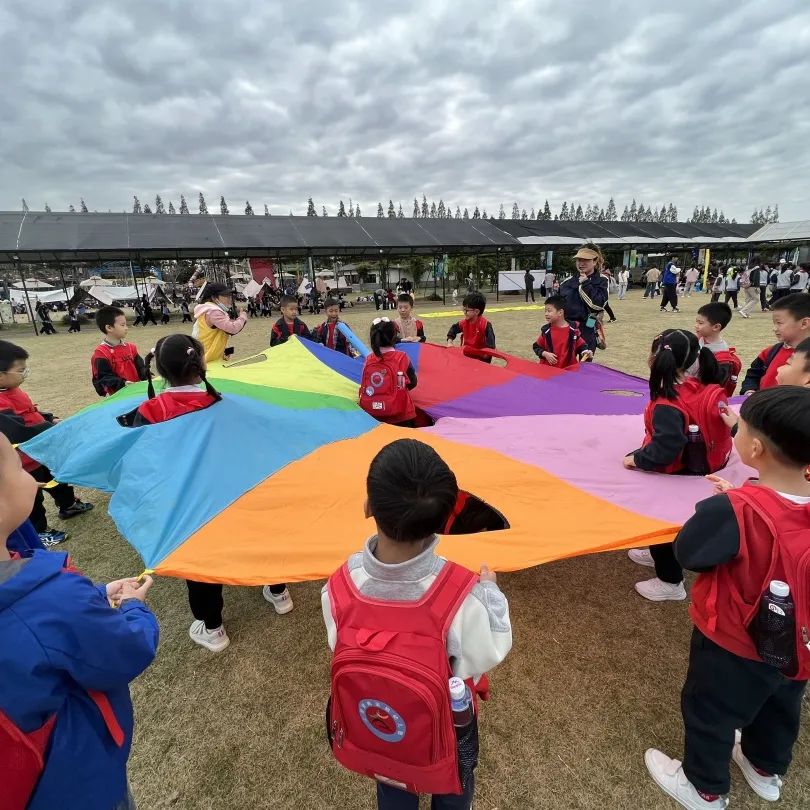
[628, 548, 655, 567]
[645, 749, 728, 809]
[189, 620, 230, 652]
[263, 586, 294, 615]
[635, 577, 687, 602]
[732, 742, 782, 801]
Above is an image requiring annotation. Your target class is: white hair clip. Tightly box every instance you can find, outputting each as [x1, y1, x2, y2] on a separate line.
[187, 347, 194, 355]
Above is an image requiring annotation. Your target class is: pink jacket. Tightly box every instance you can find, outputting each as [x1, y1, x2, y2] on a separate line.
[193, 303, 247, 335]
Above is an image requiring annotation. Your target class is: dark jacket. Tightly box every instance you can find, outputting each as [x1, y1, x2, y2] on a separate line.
[558, 273, 608, 324]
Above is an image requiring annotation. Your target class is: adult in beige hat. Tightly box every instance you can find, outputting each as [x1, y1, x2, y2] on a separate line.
[558, 244, 609, 352]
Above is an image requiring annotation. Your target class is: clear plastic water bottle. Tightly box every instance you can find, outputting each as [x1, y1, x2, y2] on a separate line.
[684, 424, 708, 475]
[449, 677, 473, 728]
[397, 371, 405, 389]
[755, 580, 796, 671]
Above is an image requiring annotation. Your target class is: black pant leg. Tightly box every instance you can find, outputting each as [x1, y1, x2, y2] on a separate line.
[681, 629, 796, 795]
[604, 302, 616, 320]
[741, 678, 807, 776]
[186, 580, 224, 629]
[29, 488, 47, 532]
[267, 583, 287, 595]
[649, 541, 682, 583]
[376, 784, 418, 810]
[760, 288, 768, 309]
[30, 465, 76, 511]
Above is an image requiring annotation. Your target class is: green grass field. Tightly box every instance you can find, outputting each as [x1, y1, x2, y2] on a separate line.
[6, 288, 807, 810]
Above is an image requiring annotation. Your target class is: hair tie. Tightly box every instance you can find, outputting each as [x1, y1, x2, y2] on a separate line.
[186, 347, 194, 355]
[662, 345, 672, 351]
[149, 347, 156, 355]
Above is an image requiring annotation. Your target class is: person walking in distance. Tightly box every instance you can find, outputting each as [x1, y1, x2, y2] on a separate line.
[644, 267, 660, 299]
[617, 266, 629, 300]
[724, 267, 740, 309]
[523, 268, 536, 303]
[660, 256, 681, 313]
[684, 265, 700, 296]
[738, 261, 761, 319]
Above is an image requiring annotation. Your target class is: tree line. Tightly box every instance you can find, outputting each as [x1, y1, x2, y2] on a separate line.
[19, 194, 781, 225]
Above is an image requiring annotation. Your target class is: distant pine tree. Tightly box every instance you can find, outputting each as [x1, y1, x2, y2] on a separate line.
[598, 208, 606, 221]
[629, 199, 637, 221]
[377, 203, 384, 217]
[133, 196, 142, 214]
[521, 209, 528, 220]
[322, 206, 328, 217]
[606, 197, 617, 220]
[421, 195, 429, 218]
[349, 198, 355, 217]
[511, 202, 519, 218]
[530, 207, 536, 219]
[21, 199, 29, 212]
[429, 201, 436, 217]
[307, 197, 317, 216]
[764, 205, 773, 223]
[69, 204, 76, 212]
[472, 207, 479, 219]
[44, 202, 51, 212]
[398, 203, 404, 218]
[498, 204, 505, 220]
[199, 193, 208, 214]
[220, 196, 229, 215]
[711, 208, 719, 223]
[412, 198, 419, 217]
[574, 204, 583, 220]
[338, 200, 346, 217]
[620, 205, 629, 221]
[481, 208, 488, 218]
[179, 195, 189, 214]
[456, 206, 462, 218]
[437, 199, 445, 218]
[143, 203, 152, 214]
[264, 204, 270, 216]
[388, 200, 396, 218]
[245, 201, 254, 215]
[772, 204, 779, 223]
[560, 202, 569, 220]
[155, 195, 165, 214]
[168, 201, 176, 214]
[80, 198, 88, 213]
[543, 200, 552, 220]
[355, 203, 362, 217]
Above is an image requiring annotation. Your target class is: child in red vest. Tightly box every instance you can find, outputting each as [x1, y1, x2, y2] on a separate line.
[123, 334, 293, 651]
[695, 302, 742, 396]
[270, 295, 312, 346]
[0, 340, 93, 547]
[311, 297, 352, 354]
[645, 386, 810, 809]
[91, 306, 147, 397]
[359, 318, 418, 427]
[446, 293, 496, 362]
[624, 329, 730, 603]
[394, 293, 426, 343]
[322, 438, 512, 810]
[740, 293, 810, 394]
[532, 295, 593, 368]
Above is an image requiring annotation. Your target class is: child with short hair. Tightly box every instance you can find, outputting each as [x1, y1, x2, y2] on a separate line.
[741, 293, 810, 394]
[775, 336, 810, 387]
[359, 319, 418, 427]
[322, 438, 512, 810]
[192, 282, 248, 364]
[270, 295, 312, 346]
[394, 293, 426, 343]
[121, 334, 292, 652]
[532, 295, 593, 368]
[695, 302, 742, 396]
[624, 330, 730, 603]
[311, 297, 351, 354]
[91, 306, 147, 397]
[0, 341, 93, 546]
[645, 386, 810, 809]
[0, 432, 158, 810]
[446, 292, 495, 362]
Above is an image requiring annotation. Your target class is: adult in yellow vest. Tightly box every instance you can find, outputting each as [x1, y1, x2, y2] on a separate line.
[192, 282, 248, 364]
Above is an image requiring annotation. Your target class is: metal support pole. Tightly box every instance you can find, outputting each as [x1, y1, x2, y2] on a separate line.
[18, 259, 38, 336]
[55, 259, 71, 316]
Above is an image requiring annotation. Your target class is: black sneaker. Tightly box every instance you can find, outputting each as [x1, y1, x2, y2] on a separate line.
[59, 500, 94, 520]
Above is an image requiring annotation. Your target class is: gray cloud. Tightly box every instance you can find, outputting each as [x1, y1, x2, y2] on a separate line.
[1, 0, 809, 220]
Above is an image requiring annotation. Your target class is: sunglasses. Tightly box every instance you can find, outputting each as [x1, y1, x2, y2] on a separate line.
[372, 317, 391, 325]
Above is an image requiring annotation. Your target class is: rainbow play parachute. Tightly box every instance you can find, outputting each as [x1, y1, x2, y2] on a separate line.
[22, 338, 754, 584]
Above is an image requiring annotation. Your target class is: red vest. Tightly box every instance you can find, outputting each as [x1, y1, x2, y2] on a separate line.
[761, 345, 794, 390]
[0, 388, 46, 472]
[91, 342, 142, 394]
[459, 317, 489, 359]
[689, 484, 810, 677]
[327, 561, 477, 795]
[642, 378, 732, 474]
[136, 392, 218, 424]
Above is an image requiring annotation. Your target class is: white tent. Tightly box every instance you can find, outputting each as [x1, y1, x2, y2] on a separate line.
[12, 278, 55, 290]
[80, 275, 113, 288]
[8, 287, 74, 305]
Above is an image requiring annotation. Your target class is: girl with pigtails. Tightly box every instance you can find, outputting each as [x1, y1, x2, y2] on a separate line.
[623, 329, 733, 603]
[123, 334, 293, 652]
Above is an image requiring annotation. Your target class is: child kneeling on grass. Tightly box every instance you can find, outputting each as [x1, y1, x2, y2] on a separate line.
[645, 387, 810, 809]
[0, 433, 158, 810]
[322, 438, 512, 810]
[120, 334, 292, 653]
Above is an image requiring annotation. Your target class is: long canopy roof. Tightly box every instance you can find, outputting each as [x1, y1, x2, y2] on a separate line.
[0, 210, 793, 264]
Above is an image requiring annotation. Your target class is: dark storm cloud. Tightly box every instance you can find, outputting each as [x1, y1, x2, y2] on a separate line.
[1, 0, 809, 220]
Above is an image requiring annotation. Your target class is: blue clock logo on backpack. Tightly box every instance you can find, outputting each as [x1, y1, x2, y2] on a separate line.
[358, 698, 406, 743]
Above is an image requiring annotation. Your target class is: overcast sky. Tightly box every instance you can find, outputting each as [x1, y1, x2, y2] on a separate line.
[2, 0, 809, 221]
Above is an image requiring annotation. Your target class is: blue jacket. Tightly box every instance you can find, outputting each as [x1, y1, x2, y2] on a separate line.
[662, 263, 679, 285]
[558, 273, 609, 324]
[0, 550, 159, 809]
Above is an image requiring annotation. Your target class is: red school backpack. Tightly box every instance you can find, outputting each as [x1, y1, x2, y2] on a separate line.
[670, 378, 733, 473]
[326, 561, 477, 795]
[731, 486, 810, 679]
[713, 347, 743, 397]
[358, 351, 412, 422]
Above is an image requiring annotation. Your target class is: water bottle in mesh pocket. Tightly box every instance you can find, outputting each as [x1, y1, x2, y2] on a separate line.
[455, 713, 479, 788]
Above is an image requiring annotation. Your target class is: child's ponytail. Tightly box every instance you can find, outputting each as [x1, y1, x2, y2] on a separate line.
[695, 346, 721, 387]
[369, 318, 397, 358]
[144, 345, 159, 399]
[648, 329, 699, 400]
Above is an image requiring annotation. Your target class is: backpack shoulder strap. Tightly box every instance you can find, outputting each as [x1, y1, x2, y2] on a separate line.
[730, 485, 803, 531]
[422, 561, 477, 638]
[327, 563, 355, 626]
[766, 342, 783, 366]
